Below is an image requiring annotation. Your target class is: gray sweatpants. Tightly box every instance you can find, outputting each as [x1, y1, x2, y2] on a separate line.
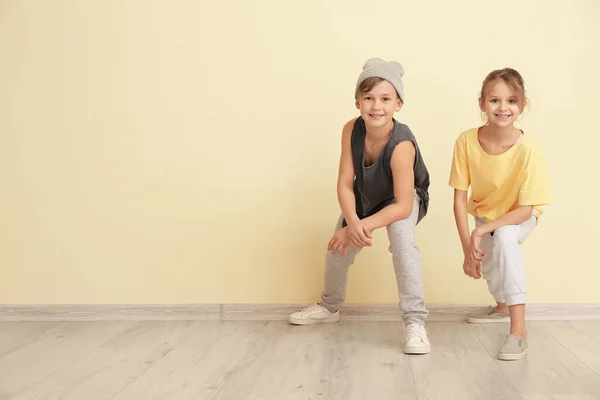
[319, 193, 428, 326]
[475, 213, 537, 306]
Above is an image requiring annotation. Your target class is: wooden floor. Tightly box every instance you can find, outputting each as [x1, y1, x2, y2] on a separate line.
[0, 321, 599, 400]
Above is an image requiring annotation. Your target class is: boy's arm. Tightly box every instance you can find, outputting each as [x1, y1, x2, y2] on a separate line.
[362, 141, 415, 231]
[337, 118, 360, 226]
[335, 118, 372, 248]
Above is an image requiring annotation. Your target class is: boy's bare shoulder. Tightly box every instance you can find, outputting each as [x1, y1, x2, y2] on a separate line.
[342, 117, 359, 134]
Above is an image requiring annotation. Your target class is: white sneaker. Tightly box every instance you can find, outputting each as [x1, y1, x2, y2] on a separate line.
[288, 304, 340, 325]
[404, 323, 431, 354]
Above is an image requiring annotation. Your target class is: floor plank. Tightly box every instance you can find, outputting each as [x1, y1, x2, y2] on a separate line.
[471, 322, 600, 398]
[536, 321, 600, 377]
[521, 395, 600, 400]
[10, 321, 198, 400]
[410, 321, 523, 400]
[0, 320, 598, 399]
[217, 321, 331, 400]
[206, 321, 289, 399]
[312, 321, 418, 400]
[112, 321, 269, 399]
[0, 322, 136, 400]
[0, 322, 60, 358]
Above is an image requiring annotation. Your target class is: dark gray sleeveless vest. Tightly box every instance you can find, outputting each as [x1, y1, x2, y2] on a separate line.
[344, 117, 430, 226]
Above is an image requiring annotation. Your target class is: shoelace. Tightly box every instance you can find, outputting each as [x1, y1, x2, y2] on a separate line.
[300, 304, 323, 316]
[406, 324, 424, 339]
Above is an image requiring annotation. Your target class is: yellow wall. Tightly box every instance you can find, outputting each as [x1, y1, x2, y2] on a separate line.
[1, 0, 598, 305]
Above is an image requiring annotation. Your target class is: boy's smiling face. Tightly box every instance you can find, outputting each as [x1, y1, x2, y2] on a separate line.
[355, 80, 402, 128]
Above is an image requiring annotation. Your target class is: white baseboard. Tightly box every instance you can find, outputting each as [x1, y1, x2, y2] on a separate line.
[1, 303, 599, 322]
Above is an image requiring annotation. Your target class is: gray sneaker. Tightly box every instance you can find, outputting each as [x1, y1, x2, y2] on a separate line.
[466, 305, 509, 323]
[498, 334, 528, 360]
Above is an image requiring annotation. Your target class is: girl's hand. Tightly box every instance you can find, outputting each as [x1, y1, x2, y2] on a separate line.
[470, 228, 485, 262]
[328, 227, 353, 256]
[346, 221, 372, 248]
[463, 254, 482, 279]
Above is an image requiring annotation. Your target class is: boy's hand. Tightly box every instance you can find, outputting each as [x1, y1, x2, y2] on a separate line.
[346, 221, 372, 248]
[328, 227, 354, 256]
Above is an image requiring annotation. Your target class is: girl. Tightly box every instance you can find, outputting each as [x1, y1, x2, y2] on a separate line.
[449, 68, 552, 360]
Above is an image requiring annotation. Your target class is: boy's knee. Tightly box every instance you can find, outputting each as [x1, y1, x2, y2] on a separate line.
[388, 219, 415, 240]
[326, 249, 356, 262]
[326, 251, 344, 260]
[388, 236, 418, 256]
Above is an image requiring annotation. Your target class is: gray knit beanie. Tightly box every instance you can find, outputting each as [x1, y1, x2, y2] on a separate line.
[355, 58, 405, 103]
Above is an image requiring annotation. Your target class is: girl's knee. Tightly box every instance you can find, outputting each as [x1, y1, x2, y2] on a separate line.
[492, 226, 519, 249]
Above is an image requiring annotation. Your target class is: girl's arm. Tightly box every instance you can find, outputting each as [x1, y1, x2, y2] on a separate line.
[473, 205, 534, 238]
[464, 204, 533, 280]
[453, 189, 472, 254]
[362, 141, 415, 231]
[473, 145, 545, 239]
[467, 205, 534, 275]
[454, 189, 482, 279]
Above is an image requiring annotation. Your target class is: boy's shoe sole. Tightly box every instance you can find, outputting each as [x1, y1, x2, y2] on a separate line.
[404, 346, 431, 355]
[288, 314, 340, 325]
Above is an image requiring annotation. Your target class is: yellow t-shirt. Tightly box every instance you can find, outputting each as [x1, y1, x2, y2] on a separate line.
[449, 127, 553, 222]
